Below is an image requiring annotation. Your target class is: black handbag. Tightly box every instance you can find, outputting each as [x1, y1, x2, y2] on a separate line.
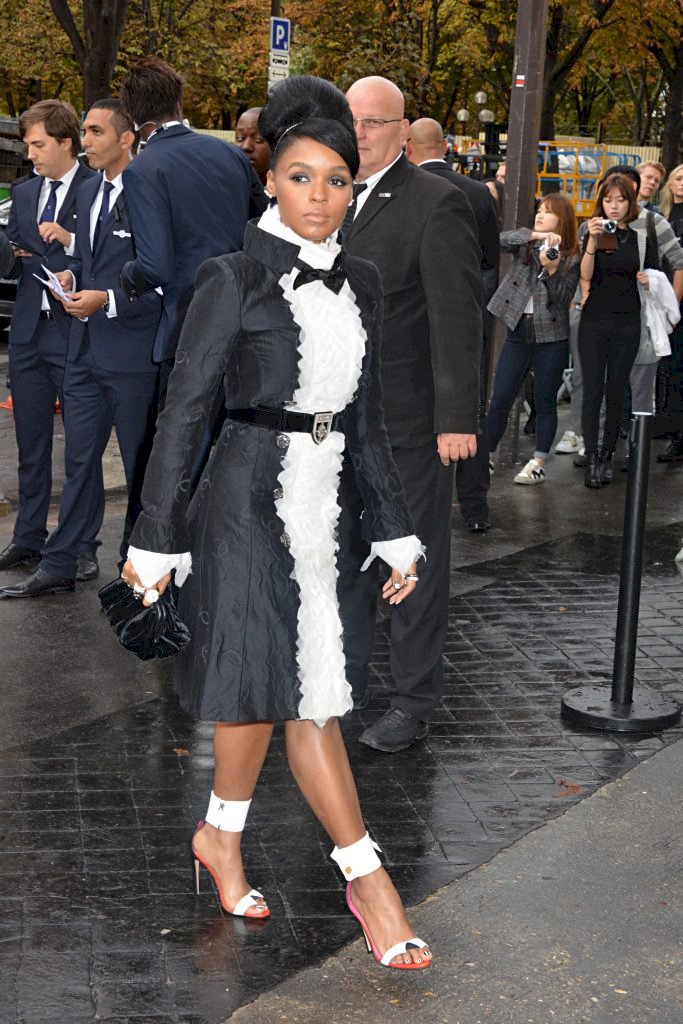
[98, 577, 191, 661]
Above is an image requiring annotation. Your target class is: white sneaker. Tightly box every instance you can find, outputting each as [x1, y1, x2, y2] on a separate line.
[555, 431, 582, 454]
[513, 458, 546, 485]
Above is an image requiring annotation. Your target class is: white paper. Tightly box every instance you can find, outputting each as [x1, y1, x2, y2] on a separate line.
[33, 264, 74, 302]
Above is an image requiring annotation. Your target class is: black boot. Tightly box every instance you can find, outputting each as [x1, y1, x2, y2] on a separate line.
[599, 449, 614, 484]
[584, 451, 601, 488]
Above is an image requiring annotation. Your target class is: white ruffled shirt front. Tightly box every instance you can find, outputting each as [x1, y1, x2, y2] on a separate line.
[128, 205, 423, 587]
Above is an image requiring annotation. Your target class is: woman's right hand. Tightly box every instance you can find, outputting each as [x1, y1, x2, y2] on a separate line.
[586, 217, 604, 238]
[121, 559, 171, 607]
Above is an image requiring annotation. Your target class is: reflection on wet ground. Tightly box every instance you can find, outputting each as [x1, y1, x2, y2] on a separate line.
[1, 524, 682, 1023]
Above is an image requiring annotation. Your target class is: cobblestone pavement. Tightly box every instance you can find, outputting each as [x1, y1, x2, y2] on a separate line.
[2, 347, 683, 1020]
[1, 503, 682, 1022]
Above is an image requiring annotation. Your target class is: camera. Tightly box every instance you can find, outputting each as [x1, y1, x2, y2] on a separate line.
[602, 219, 617, 234]
[541, 240, 559, 260]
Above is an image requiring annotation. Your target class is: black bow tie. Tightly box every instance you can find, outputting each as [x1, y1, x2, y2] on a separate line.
[292, 253, 346, 294]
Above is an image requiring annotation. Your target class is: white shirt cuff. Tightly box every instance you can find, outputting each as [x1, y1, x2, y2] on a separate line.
[64, 234, 75, 256]
[127, 546, 192, 587]
[105, 289, 117, 318]
[360, 535, 425, 575]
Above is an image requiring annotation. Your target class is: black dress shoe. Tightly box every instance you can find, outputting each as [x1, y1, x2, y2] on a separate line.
[76, 550, 99, 581]
[359, 707, 428, 753]
[574, 452, 587, 468]
[0, 543, 41, 571]
[468, 521, 490, 533]
[0, 568, 75, 598]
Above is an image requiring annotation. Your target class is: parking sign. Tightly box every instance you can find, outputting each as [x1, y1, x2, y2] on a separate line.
[270, 17, 290, 52]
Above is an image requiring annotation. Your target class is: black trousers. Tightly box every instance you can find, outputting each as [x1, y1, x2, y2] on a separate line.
[338, 440, 454, 722]
[456, 306, 493, 523]
[579, 313, 640, 454]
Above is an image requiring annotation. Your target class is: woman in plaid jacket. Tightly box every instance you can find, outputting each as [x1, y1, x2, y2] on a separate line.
[487, 194, 580, 485]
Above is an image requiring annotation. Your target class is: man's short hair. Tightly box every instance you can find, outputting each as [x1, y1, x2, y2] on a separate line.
[19, 99, 81, 156]
[600, 163, 640, 191]
[637, 160, 666, 181]
[119, 57, 184, 127]
[90, 97, 134, 137]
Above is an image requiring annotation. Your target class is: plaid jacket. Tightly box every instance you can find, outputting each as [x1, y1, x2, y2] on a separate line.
[487, 227, 580, 343]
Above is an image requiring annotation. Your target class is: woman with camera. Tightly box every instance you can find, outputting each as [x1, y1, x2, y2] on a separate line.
[579, 175, 658, 487]
[486, 194, 580, 485]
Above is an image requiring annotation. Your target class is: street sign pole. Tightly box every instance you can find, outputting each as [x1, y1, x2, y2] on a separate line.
[493, 0, 549, 469]
[268, 11, 291, 92]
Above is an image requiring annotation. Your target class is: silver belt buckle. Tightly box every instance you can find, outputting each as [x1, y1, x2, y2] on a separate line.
[312, 411, 333, 445]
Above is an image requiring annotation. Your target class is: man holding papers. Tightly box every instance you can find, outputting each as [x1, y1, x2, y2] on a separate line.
[0, 100, 96, 595]
[0, 99, 161, 598]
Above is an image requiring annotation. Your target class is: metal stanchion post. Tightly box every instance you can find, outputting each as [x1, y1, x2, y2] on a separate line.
[561, 414, 681, 731]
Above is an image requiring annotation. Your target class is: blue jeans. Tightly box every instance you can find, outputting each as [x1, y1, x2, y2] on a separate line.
[487, 317, 568, 457]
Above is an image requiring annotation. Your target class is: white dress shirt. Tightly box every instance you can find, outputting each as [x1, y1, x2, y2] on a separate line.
[87, 171, 124, 318]
[353, 151, 403, 219]
[37, 160, 79, 309]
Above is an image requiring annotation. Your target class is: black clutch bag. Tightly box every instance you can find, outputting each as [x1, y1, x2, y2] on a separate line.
[98, 577, 191, 661]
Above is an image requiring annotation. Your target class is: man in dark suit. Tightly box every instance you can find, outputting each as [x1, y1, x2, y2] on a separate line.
[406, 116, 500, 532]
[341, 77, 482, 752]
[0, 101, 97, 595]
[118, 57, 259, 399]
[9, 99, 161, 595]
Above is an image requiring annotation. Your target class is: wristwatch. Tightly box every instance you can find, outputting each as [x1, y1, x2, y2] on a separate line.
[102, 295, 110, 313]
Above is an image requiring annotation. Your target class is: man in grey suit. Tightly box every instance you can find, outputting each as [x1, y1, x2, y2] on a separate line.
[340, 77, 482, 752]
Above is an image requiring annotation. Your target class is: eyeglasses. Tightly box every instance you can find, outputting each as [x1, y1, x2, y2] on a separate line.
[352, 118, 402, 131]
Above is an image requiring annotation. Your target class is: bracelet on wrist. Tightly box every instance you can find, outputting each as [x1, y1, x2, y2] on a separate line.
[586, 248, 597, 255]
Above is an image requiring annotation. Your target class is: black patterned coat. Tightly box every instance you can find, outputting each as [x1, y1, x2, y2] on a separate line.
[130, 222, 413, 722]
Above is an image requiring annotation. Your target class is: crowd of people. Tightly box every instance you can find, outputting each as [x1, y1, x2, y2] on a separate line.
[0, 59, 681, 971]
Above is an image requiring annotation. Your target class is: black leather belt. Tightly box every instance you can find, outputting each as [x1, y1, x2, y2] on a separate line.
[228, 407, 343, 445]
[39, 310, 55, 320]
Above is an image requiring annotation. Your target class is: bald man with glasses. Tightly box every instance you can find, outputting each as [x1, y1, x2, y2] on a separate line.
[339, 76, 482, 753]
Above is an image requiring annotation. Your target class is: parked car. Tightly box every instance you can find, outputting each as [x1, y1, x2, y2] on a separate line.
[0, 194, 16, 331]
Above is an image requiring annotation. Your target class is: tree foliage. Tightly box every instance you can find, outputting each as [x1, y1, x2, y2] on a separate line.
[0, 0, 680, 167]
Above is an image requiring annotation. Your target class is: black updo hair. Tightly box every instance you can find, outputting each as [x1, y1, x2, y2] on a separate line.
[259, 75, 359, 179]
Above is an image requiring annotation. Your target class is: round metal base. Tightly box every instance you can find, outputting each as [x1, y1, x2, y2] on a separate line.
[561, 684, 681, 733]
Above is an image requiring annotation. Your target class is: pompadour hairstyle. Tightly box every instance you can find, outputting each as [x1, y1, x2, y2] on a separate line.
[119, 56, 183, 126]
[90, 97, 135, 136]
[19, 100, 81, 157]
[259, 75, 359, 178]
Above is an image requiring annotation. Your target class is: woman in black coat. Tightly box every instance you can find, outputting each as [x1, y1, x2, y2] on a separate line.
[121, 77, 431, 970]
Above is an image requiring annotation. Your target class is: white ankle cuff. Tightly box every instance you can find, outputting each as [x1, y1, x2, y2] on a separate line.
[205, 791, 251, 832]
[331, 832, 382, 880]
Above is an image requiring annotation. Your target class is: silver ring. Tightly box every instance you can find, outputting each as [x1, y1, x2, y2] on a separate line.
[403, 574, 419, 582]
[144, 588, 160, 603]
[133, 582, 145, 595]
[393, 581, 402, 590]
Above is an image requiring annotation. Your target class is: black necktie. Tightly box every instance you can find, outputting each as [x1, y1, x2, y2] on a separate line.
[341, 183, 368, 236]
[92, 180, 115, 252]
[292, 252, 347, 294]
[39, 179, 62, 224]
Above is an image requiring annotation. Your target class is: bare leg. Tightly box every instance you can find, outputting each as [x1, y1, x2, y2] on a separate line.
[284, 718, 431, 966]
[193, 720, 274, 913]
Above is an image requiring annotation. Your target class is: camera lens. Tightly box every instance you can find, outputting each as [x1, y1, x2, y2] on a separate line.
[545, 245, 559, 260]
[602, 219, 617, 234]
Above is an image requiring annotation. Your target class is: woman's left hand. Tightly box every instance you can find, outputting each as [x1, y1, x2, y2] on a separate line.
[636, 271, 650, 289]
[121, 558, 172, 607]
[382, 561, 419, 605]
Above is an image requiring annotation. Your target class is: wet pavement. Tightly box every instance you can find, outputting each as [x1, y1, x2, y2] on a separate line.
[0, 388, 682, 1022]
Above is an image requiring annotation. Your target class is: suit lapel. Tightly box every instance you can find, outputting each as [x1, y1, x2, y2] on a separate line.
[19, 176, 46, 253]
[346, 154, 409, 243]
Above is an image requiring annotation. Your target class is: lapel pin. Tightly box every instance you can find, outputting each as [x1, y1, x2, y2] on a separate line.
[378, 192, 392, 198]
